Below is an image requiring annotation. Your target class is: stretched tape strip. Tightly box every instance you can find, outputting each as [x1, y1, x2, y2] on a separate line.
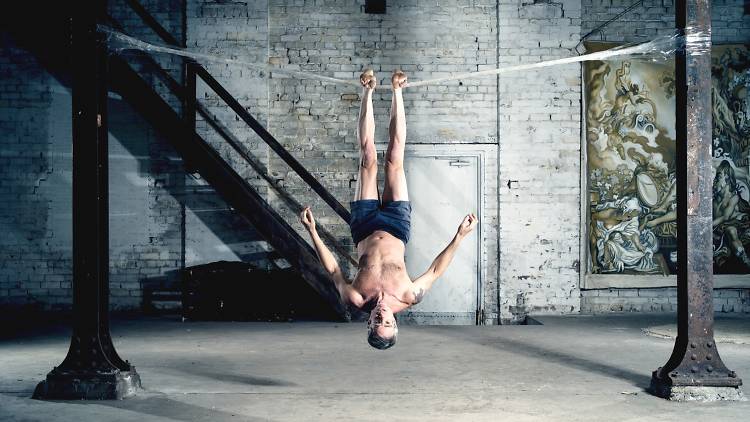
[99, 25, 709, 90]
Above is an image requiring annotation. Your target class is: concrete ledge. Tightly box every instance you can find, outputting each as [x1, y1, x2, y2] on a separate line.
[584, 274, 750, 289]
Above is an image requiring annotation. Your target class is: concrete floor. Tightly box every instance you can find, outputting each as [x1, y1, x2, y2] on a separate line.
[1, 314, 748, 421]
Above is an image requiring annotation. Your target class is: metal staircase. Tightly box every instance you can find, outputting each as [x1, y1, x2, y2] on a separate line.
[109, 54, 350, 317]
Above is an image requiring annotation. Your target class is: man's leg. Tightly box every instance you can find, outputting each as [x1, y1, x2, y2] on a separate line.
[383, 70, 408, 202]
[355, 70, 379, 201]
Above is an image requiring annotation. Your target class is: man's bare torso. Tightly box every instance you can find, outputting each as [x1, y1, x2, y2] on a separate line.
[351, 230, 414, 312]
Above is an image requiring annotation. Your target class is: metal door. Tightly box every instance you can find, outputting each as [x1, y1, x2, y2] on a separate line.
[402, 155, 480, 325]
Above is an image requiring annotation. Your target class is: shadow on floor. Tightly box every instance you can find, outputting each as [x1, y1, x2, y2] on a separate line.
[179, 366, 297, 387]
[433, 328, 652, 390]
[154, 355, 298, 387]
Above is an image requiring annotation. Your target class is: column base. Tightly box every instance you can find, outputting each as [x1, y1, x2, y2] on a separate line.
[650, 378, 746, 402]
[33, 367, 141, 400]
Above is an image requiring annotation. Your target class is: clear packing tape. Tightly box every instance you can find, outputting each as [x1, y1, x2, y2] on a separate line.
[99, 25, 711, 90]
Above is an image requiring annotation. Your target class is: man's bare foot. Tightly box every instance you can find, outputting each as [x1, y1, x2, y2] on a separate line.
[391, 70, 407, 90]
[360, 69, 376, 90]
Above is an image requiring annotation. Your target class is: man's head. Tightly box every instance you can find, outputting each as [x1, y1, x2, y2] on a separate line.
[367, 302, 398, 350]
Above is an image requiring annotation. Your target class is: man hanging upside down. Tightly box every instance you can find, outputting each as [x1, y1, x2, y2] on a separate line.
[300, 69, 478, 350]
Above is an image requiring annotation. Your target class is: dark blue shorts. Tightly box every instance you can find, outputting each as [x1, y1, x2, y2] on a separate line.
[350, 200, 412, 245]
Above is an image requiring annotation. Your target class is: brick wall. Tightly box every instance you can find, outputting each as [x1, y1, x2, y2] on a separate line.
[107, 0, 187, 310]
[579, 0, 750, 314]
[0, 44, 72, 310]
[184, 0, 272, 268]
[711, 0, 750, 43]
[497, 0, 583, 322]
[582, 0, 676, 43]
[582, 288, 750, 313]
[0, 0, 187, 311]
[582, 0, 750, 44]
[266, 0, 498, 274]
[2, 1, 747, 317]
[190, 0, 500, 306]
[107, 98, 185, 310]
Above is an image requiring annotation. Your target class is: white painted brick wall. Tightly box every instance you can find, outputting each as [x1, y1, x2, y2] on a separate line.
[582, 0, 750, 44]
[185, 0, 274, 268]
[498, 0, 583, 323]
[266, 0, 499, 279]
[582, 288, 750, 313]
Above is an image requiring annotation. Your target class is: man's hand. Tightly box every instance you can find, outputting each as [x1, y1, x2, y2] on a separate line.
[300, 206, 316, 233]
[457, 213, 478, 238]
[391, 70, 407, 90]
[360, 69, 376, 90]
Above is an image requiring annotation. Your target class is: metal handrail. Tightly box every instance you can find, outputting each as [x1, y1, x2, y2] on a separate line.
[104, 14, 185, 99]
[191, 96, 359, 267]
[191, 64, 352, 222]
[124, 0, 182, 47]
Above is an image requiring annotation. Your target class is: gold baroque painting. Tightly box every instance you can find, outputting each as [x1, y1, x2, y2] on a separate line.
[585, 42, 677, 275]
[584, 43, 750, 275]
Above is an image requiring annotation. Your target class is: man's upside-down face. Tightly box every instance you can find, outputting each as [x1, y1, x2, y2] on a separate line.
[367, 302, 398, 350]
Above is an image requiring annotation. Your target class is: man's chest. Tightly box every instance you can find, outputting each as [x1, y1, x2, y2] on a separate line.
[355, 271, 414, 307]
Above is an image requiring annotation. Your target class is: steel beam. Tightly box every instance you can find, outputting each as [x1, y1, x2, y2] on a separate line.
[33, 0, 141, 400]
[649, 0, 743, 400]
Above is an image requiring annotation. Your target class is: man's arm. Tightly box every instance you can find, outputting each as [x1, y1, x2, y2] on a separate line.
[410, 213, 478, 304]
[389, 70, 407, 146]
[300, 207, 357, 302]
[358, 70, 375, 149]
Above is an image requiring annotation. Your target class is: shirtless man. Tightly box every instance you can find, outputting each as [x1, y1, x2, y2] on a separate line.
[300, 69, 478, 349]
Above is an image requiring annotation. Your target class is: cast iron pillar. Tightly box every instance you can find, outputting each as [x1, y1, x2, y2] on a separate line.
[649, 0, 743, 401]
[33, 0, 141, 400]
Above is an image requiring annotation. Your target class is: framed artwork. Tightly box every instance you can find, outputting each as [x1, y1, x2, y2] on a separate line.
[584, 42, 677, 276]
[582, 42, 750, 287]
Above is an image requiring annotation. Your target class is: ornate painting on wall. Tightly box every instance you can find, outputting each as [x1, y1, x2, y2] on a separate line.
[711, 44, 750, 274]
[584, 42, 677, 275]
[584, 42, 750, 276]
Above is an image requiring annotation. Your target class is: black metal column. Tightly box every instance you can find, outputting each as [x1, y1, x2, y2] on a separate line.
[33, 0, 141, 400]
[650, 0, 742, 400]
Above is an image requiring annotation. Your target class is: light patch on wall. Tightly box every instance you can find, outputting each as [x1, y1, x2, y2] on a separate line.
[519, 1, 564, 19]
[124, 171, 150, 187]
[213, 244, 233, 253]
[437, 128, 458, 138]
